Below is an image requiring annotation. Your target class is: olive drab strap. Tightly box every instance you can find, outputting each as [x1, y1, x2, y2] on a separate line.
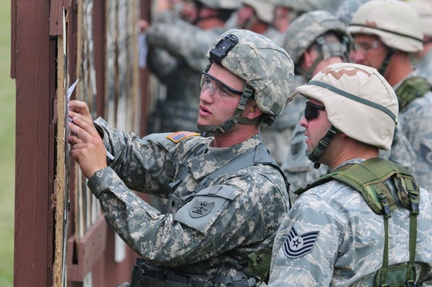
[165, 143, 291, 214]
[296, 158, 420, 286]
[395, 76, 432, 111]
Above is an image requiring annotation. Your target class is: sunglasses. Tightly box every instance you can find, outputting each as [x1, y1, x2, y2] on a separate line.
[305, 101, 326, 121]
[200, 72, 244, 97]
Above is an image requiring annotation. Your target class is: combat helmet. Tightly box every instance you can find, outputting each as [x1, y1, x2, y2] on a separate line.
[348, 0, 423, 53]
[200, 29, 294, 133]
[198, 0, 241, 10]
[335, 0, 371, 26]
[292, 63, 398, 165]
[408, 0, 432, 38]
[283, 10, 351, 81]
[241, 0, 275, 24]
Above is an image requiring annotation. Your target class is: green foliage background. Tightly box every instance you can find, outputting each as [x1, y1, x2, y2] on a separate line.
[0, 1, 15, 286]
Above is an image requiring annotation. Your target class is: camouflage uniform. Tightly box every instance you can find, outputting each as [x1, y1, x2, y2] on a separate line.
[269, 160, 432, 286]
[89, 122, 290, 284]
[348, 0, 432, 191]
[395, 74, 432, 191]
[146, 6, 235, 133]
[88, 29, 295, 286]
[269, 63, 432, 286]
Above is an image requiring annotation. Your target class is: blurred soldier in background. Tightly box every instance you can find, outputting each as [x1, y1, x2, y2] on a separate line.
[261, 10, 351, 181]
[335, 0, 371, 25]
[349, 0, 432, 191]
[409, 0, 432, 85]
[231, 0, 283, 44]
[144, 0, 240, 133]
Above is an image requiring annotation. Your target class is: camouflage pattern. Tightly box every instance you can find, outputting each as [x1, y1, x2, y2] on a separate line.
[88, 118, 290, 285]
[262, 75, 305, 165]
[335, 0, 371, 26]
[268, 159, 432, 286]
[397, 77, 432, 191]
[348, 0, 423, 53]
[209, 29, 294, 117]
[146, 12, 227, 132]
[414, 49, 432, 86]
[282, 10, 349, 65]
[199, 0, 241, 10]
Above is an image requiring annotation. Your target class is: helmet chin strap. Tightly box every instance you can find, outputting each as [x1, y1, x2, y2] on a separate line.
[197, 85, 259, 134]
[378, 48, 395, 76]
[307, 125, 338, 169]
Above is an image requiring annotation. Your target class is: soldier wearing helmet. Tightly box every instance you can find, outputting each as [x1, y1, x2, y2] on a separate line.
[348, 0, 432, 191]
[270, 0, 345, 34]
[409, 0, 432, 85]
[143, 0, 241, 134]
[68, 29, 294, 287]
[268, 63, 432, 286]
[231, 0, 284, 45]
[260, 10, 351, 188]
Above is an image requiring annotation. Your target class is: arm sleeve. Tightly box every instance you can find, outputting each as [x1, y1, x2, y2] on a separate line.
[269, 193, 346, 286]
[88, 166, 288, 268]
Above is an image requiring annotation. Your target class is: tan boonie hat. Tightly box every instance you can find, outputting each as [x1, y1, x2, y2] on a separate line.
[293, 63, 398, 150]
[348, 0, 423, 53]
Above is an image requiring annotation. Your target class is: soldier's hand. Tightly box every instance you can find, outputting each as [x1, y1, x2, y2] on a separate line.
[68, 101, 107, 178]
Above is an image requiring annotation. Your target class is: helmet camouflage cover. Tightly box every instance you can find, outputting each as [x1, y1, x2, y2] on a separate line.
[206, 29, 294, 117]
[294, 63, 398, 150]
[348, 0, 423, 53]
[283, 10, 350, 64]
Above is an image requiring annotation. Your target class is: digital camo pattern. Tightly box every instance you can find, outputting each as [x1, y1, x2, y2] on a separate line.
[146, 12, 226, 132]
[335, 0, 371, 25]
[262, 75, 305, 165]
[399, 90, 432, 192]
[414, 49, 432, 86]
[269, 159, 432, 286]
[210, 29, 294, 117]
[282, 10, 348, 64]
[88, 118, 290, 284]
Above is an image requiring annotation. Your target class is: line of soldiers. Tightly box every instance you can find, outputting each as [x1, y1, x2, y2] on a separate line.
[69, 0, 432, 286]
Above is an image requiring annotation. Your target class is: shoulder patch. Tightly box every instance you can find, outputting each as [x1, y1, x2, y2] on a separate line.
[283, 226, 319, 259]
[167, 131, 200, 143]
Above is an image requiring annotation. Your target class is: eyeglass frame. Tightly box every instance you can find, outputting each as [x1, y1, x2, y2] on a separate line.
[304, 100, 326, 122]
[200, 71, 244, 97]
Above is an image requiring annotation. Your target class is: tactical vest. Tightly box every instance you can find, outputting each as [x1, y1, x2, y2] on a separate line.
[165, 142, 291, 214]
[395, 76, 432, 111]
[296, 158, 420, 286]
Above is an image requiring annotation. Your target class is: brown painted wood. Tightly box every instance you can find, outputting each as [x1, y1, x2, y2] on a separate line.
[13, 1, 54, 286]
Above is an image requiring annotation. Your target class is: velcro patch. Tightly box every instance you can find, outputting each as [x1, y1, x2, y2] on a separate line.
[190, 200, 215, 218]
[167, 131, 200, 143]
[283, 226, 319, 259]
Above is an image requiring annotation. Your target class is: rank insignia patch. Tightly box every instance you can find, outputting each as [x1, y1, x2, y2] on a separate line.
[167, 131, 200, 143]
[420, 143, 432, 164]
[283, 226, 319, 259]
[190, 200, 215, 218]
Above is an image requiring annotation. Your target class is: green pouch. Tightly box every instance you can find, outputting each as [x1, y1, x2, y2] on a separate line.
[374, 263, 416, 287]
